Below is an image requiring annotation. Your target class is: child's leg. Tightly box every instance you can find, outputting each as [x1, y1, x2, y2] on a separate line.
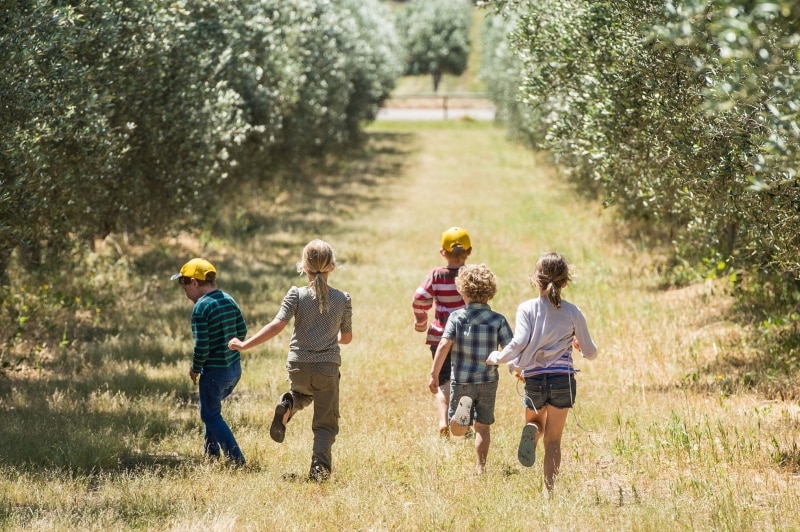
[534, 406, 569, 491]
[432, 346, 451, 436]
[525, 407, 547, 446]
[437, 381, 450, 435]
[198, 364, 245, 464]
[308, 362, 340, 479]
[473, 421, 490, 474]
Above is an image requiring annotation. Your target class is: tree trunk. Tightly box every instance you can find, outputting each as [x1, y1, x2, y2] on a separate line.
[432, 70, 442, 93]
[0, 246, 12, 287]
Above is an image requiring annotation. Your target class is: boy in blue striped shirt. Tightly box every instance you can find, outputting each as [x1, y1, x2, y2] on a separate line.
[173, 258, 247, 466]
[428, 264, 512, 474]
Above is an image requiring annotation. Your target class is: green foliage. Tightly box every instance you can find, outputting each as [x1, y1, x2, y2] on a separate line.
[0, 0, 248, 273]
[652, 0, 800, 276]
[481, 0, 800, 310]
[0, 0, 402, 284]
[478, 10, 541, 145]
[397, 0, 472, 92]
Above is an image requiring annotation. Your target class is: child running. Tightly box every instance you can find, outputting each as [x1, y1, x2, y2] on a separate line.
[413, 227, 472, 438]
[487, 252, 597, 491]
[228, 239, 352, 482]
[429, 264, 513, 474]
[172, 258, 247, 466]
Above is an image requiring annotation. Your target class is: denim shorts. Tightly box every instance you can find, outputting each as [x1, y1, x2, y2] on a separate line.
[523, 373, 576, 410]
[449, 381, 499, 425]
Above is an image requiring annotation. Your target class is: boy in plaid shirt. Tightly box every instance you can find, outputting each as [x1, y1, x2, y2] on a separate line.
[428, 264, 512, 474]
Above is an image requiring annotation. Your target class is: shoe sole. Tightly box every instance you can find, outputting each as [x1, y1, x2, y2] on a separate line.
[270, 403, 287, 443]
[450, 396, 472, 436]
[518, 423, 538, 467]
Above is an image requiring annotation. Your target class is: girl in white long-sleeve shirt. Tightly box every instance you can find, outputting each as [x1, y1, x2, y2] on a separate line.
[487, 252, 597, 491]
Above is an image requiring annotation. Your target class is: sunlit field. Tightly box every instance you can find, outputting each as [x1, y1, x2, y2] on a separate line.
[1, 120, 799, 530]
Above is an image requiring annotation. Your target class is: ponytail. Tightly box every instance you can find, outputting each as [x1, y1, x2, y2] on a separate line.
[297, 239, 336, 313]
[532, 252, 571, 308]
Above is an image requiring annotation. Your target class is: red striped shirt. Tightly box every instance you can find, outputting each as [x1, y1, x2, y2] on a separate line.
[412, 267, 465, 345]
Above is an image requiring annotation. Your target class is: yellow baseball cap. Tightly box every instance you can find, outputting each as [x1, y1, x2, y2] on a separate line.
[441, 227, 471, 252]
[171, 258, 217, 281]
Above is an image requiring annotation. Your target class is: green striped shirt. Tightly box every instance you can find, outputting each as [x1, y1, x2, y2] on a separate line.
[191, 289, 247, 373]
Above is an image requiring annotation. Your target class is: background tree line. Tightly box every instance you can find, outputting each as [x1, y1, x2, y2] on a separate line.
[0, 0, 478, 353]
[481, 0, 800, 319]
[0, 0, 403, 285]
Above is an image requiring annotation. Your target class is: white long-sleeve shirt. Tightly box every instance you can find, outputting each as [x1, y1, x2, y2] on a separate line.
[487, 296, 597, 374]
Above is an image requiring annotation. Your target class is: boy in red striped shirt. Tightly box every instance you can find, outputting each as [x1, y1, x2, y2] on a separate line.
[412, 227, 472, 437]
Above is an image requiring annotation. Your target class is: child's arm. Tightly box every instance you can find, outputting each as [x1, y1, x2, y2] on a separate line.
[487, 304, 532, 365]
[487, 317, 515, 366]
[412, 276, 434, 332]
[339, 331, 353, 344]
[229, 318, 288, 351]
[573, 312, 597, 359]
[428, 338, 452, 393]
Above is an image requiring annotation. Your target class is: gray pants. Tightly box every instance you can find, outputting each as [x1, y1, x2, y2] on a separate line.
[286, 361, 340, 472]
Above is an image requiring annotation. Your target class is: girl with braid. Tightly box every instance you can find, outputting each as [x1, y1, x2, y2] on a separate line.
[229, 239, 352, 482]
[487, 252, 597, 491]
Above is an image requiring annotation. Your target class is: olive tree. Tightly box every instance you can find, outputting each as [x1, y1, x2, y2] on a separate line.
[482, 0, 800, 289]
[0, 0, 248, 276]
[0, 0, 401, 284]
[397, 0, 472, 92]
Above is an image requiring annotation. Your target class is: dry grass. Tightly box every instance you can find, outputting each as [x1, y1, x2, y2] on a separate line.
[1, 121, 799, 530]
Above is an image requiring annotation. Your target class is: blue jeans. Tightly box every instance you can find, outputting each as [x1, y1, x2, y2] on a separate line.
[199, 360, 245, 464]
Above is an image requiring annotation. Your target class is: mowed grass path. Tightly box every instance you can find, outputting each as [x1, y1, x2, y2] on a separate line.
[2, 121, 799, 530]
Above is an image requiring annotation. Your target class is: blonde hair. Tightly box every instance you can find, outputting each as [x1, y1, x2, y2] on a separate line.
[296, 239, 336, 313]
[532, 252, 571, 308]
[455, 264, 497, 304]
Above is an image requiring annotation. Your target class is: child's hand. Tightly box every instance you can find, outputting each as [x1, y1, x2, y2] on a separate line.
[228, 338, 244, 351]
[572, 336, 581, 352]
[428, 375, 439, 394]
[414, 320, 427, 332]
[486, 351, 500, 365]
[512, 369, 525, 383]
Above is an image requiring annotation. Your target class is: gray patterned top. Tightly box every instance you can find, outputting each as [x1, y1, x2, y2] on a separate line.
[276, 285, 352, 364]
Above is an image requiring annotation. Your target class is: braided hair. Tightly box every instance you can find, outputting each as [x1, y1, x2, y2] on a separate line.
[296, 239, 337, 313]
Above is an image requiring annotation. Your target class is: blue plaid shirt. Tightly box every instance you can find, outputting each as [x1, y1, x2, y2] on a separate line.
[443, 302, 513, 384]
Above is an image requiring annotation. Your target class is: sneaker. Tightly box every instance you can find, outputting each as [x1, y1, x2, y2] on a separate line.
[518, 423, 538, 467]
[308, 464, 331, 483]
[270, 393, 293, 443]
[449, 396, 472, 437]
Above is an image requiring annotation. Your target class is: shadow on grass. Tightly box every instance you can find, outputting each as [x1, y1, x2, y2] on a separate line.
[0, 405, 183, 472]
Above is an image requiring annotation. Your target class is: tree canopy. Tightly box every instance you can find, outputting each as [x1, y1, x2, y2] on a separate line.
[0, 0, 402, 283]
[481, 0, 800, 309]
[397, 0, 472, 92]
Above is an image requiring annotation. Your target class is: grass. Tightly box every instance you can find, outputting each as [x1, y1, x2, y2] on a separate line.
[1, 120, 800, 530]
